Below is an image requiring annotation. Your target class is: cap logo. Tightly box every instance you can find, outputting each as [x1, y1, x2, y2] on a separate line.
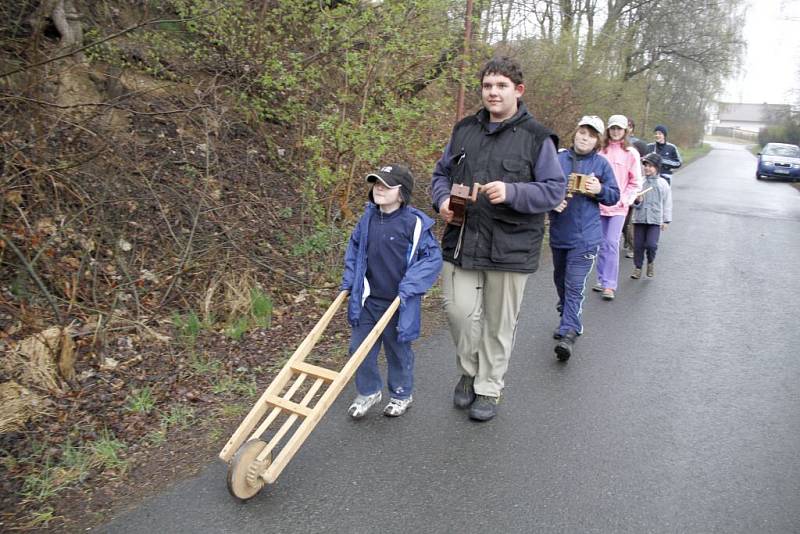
[381, 166, 393, 173]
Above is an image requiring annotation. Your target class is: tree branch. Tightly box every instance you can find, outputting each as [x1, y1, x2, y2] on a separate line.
[0, 229, 64, 324]
[0, 7, 224, 79]
[0, 92, 208, 116]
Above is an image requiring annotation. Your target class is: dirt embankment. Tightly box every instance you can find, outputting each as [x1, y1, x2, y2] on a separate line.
[0, 57, 367, 533]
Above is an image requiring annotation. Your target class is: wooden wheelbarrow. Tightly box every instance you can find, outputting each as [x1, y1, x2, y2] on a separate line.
[219, 290, 399, 500]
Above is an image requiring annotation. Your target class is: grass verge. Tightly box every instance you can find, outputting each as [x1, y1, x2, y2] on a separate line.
[680, 142, 713, 165]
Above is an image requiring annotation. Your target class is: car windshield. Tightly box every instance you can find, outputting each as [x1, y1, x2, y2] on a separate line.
[763, 145, 800, 158]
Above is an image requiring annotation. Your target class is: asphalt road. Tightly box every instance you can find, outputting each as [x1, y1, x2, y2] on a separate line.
[99, 141, 800, 533]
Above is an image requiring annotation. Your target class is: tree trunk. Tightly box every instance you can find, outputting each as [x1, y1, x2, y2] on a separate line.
[30, 0, 84, 61]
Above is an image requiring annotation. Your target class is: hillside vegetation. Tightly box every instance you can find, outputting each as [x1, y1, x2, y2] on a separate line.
[1, 0, 744, 530]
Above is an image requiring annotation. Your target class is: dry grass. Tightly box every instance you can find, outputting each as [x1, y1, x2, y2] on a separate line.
[4, 327, 71, 392]
[0, 381, 51, 433]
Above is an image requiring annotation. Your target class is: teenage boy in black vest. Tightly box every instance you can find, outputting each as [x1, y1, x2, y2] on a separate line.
[430, 56, 566, 421]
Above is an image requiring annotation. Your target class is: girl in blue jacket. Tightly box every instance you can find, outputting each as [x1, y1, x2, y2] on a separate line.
[549, 116, 620, 361]
[340, 164, 442, 418]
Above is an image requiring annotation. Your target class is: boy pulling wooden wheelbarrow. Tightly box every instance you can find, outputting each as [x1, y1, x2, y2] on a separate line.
[220, 164, 442, 499]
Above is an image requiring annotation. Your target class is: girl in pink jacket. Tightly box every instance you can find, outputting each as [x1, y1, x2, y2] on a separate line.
[594, 115, 642, 300]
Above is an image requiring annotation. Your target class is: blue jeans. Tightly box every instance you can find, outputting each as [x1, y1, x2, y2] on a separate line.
[551, 246, 598, 335]
[350, 297, 414, 400]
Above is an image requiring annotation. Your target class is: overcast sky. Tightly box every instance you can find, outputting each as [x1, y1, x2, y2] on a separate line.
[721, 0, 800, 104]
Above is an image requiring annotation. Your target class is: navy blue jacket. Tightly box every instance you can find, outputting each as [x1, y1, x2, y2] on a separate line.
[340, 204, 442, 343]
[646, 141, 682, 175]
[549, 149, 620, 250]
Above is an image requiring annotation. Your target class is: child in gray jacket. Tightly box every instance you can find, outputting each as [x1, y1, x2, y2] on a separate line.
[631, 152, 672, 279]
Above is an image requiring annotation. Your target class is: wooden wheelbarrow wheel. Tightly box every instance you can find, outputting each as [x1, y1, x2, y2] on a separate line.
[226, 439, 272, 500]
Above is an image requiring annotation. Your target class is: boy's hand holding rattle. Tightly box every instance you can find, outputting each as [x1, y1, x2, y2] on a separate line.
[439, 197, 454, 224]
[482, 181, 507, 204]
[439, 180, 514, 223]
[444, 182, 485, 225]
[583, 175, 601, 195]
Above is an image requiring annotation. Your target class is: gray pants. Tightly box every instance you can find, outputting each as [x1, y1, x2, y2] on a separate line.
[441, 262, 529, 397]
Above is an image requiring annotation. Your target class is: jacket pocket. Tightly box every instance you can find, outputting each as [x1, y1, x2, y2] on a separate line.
[501, 158, 531, 183]
[489, 214, 539, 264]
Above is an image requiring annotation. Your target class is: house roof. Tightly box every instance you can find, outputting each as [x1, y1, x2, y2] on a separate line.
[717, 102, 790, 123]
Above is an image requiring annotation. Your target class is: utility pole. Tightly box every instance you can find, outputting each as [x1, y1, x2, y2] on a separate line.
[455, 0, 474, 122]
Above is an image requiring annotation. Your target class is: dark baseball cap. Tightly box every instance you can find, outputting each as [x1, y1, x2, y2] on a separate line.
[366, 164, 414, 203]
[641, 152, 662, 168]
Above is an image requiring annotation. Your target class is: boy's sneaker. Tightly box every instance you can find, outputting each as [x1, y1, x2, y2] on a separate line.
[453, 375, 476, 409]
[348, 391, 382, 419]
[383, 396, 413, 417]
[631, 268, 641, 279]
[555, 331, 578, 362]
[625, 250, 634, 258]
[601, 288, 615, 301]
[646, 263, 655, 278]
[592, 283, 603, 292]
[468, 394, 500, 421]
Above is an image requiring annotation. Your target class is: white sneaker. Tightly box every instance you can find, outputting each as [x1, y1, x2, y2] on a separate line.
[348, 391, 382, 419]
[383, 396, 413, 417]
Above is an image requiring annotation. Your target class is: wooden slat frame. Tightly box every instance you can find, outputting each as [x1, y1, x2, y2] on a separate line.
[255, 378, 326, 464]
[261, 297, 400, 484]
[218, 290, 348, 462]
[291, 361, 340, 382]
[263, 394, 313, 418]
[249, 372, 308, 442]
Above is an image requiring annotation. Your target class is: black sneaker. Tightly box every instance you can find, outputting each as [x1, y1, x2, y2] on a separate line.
[555, 331, 578, 362]
[468, 394, 499, 421]
[453, 375, 475, 409]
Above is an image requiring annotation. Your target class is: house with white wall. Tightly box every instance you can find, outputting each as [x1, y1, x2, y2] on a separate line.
[707, 102, 790, 137]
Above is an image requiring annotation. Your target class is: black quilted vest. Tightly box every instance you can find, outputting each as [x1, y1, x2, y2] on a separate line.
[441, 103, 556, 273]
